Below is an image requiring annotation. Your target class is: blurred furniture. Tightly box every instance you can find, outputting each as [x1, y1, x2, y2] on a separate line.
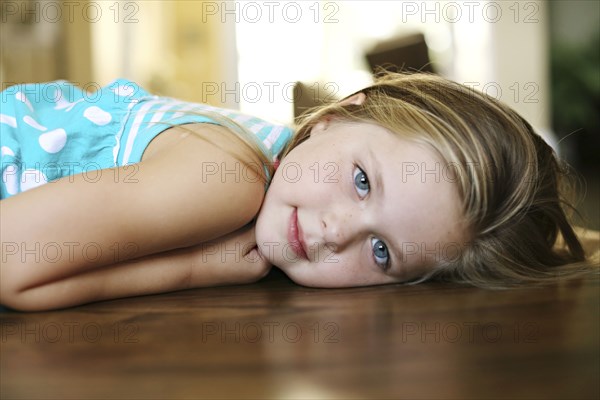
[292, 81, 340, 123]
[0, 0, 92, 85]
[365, 32, 434, 74]
[292, 33, 434, 122]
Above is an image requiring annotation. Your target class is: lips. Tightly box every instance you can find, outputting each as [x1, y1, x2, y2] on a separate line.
[288, 208, 309, 260]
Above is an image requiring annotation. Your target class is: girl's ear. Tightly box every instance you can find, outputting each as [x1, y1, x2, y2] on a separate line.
[338, 92, 366, 107]
[311, 92, 367, 134]
[311, 116, 332, 134]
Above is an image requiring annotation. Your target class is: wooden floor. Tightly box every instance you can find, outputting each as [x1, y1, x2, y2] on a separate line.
[1, 269, 598, 399]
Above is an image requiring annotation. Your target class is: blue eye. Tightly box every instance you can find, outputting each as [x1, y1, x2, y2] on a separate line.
[353, 166, 369, 198]
[371, 238, 390, 269]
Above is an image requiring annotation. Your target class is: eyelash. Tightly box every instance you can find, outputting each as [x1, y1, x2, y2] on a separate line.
[353, 164, 370, 199]
[352, 164, 391, 271]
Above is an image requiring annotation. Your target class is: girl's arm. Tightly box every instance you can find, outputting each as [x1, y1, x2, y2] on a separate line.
[1, 124, 266, 307]
[2, 222, 270, 311]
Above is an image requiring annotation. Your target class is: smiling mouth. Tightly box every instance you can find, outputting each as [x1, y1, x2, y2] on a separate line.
[288, 208, 309, 261]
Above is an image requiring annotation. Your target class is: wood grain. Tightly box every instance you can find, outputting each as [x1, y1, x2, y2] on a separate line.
[1, 269, 598, 399]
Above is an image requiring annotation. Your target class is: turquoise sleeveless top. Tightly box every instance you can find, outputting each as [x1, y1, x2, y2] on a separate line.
[0, 79, 293, 199]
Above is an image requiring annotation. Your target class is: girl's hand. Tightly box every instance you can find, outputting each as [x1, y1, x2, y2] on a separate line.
[188, 221, 271, 286]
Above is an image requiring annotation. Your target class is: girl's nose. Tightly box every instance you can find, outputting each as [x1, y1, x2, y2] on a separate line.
[321, 209, 359, 251]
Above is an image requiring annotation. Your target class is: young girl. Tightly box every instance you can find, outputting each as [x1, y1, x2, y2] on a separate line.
[1, 73, 597, 311]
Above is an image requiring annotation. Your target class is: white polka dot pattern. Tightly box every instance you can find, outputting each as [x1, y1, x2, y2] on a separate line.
[1, 79, 293, 199]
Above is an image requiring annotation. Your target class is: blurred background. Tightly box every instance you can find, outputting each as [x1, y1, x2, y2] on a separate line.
[1, 0, 598, 228]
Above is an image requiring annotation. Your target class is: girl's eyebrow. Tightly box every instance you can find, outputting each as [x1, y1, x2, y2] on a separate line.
[367, 147, 404, 275]
[388, 232, 405, 277]
[368, 147, 384, 198]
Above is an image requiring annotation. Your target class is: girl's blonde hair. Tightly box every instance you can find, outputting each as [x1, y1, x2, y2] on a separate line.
[278, 71, 596, 288]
